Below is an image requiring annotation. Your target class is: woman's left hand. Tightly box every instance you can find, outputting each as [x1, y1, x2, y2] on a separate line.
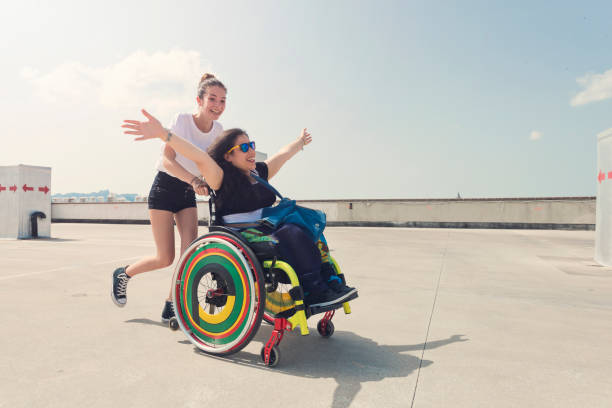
[298, 128, 312, 149]
[122, 109, 166, 141]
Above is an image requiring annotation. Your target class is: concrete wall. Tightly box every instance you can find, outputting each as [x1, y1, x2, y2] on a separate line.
[1, 164, 51, 238]
[51, 197, 596, 230]
[324, 197, 595, 229]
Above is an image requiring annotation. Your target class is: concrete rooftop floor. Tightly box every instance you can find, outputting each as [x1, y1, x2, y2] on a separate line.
[1, 224, 611, 408]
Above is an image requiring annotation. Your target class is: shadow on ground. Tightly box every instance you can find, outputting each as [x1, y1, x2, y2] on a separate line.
[18, 237, 79, 242]
[204, 328, 466, 408]
[125, 317, 467, 407]
[125, 318, 168, 328]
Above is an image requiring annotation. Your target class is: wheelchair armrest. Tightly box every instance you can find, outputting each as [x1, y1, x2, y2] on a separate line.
[208, 225, 239, 235]
[209, 225, 279, 261]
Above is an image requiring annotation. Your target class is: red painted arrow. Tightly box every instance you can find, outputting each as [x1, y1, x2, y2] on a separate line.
[0, 184, 5, 192]
[599, 171, 606, 183]
[38, 186, 49, 194]
[9, 185, 17, 192]
[23, 184, 33, 192]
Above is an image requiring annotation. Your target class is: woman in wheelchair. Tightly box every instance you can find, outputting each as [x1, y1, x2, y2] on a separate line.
[123, 109, 358, 308]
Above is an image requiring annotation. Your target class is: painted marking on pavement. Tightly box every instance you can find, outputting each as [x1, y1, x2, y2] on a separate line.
[0, 255, 149, 281]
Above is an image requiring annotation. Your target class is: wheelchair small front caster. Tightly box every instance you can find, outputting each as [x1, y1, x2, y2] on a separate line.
[261, 345, 280, 367]
[317, 320, 334, 338]
[168, 317, 179, 331]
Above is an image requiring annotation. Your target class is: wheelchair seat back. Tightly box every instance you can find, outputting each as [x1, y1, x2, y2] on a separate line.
[207, 192, 279, 261]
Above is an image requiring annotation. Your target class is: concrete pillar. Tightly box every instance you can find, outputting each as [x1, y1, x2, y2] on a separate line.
[0, 164, 51, 239]
[596, 129, 612, 265]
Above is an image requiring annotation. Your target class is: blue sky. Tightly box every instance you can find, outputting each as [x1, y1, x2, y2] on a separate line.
[1, 1, 610, 199]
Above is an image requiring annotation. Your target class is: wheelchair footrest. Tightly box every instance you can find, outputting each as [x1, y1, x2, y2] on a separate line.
[307, 290, 358, 317]
[308, 302, 345, 317]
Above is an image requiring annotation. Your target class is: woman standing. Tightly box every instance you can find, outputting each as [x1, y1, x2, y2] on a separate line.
[111, 74, 227, 323]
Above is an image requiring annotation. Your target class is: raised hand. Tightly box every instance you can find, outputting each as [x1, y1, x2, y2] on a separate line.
[299, 128, 312, 148]
[122, 109, 166, 141]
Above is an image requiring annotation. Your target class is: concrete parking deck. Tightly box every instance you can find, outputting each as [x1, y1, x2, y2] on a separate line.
[1, 224, 610, 407]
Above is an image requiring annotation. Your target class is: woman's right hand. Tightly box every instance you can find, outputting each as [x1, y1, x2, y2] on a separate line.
[122, 109, 166, 141]
[192, 178, 209, 196]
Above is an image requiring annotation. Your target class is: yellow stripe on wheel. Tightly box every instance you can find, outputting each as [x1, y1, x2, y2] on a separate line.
[198, 295, 236, 324]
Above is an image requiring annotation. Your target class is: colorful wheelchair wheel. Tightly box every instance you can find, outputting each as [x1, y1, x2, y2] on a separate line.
[171, 231, 265, 355]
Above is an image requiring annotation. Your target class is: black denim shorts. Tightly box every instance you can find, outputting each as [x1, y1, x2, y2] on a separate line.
[148, 171, 196, 213]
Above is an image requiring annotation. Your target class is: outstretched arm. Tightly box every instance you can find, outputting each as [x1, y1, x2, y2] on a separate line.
[122, 109, 224, 190]
[265, 128, 312, 180]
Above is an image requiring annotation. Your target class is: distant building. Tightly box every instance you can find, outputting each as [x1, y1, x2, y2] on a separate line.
[50, 151, 267, 203]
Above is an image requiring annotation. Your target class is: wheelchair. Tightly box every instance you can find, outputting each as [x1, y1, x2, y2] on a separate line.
[167, 195, 356, 367]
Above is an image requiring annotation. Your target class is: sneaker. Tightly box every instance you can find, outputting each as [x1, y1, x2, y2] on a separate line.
[111, 266, 130, 307]
[305, 287, 358, 308]
[327, 275, 357, 296]
[161, 300, 175, 323]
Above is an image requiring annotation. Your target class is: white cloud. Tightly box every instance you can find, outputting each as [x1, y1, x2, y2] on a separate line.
[22, 49, 212, 117]
[26, 61, 102, 103]
[597, 128, 612, 139]
[20, 66, 39, 80]
[530, 130, 542, 141]
[571, 68, 612, 106]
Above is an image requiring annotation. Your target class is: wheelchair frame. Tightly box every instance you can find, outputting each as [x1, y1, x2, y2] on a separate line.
[168, 193, 354, 366]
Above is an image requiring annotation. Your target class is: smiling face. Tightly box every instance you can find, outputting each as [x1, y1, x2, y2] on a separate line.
[224, 133, 256, 173]
[196, 85, 226, 121]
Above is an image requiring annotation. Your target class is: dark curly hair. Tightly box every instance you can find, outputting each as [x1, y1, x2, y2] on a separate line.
[207, 128, 253, 206]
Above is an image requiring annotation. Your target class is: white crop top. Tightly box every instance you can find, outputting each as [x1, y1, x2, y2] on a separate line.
[156, 113, 223, 178]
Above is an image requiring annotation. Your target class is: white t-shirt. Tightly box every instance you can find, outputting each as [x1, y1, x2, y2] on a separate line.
[156, 113, 223, 178]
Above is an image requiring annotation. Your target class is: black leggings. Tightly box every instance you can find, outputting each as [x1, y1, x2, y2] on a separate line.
[272, 224, 327, 294]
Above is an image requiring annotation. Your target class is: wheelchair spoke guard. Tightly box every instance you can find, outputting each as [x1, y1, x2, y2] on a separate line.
[171, 232, 265, 356]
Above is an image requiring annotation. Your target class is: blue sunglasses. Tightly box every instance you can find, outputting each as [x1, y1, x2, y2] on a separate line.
[227, 141, 256, 154]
